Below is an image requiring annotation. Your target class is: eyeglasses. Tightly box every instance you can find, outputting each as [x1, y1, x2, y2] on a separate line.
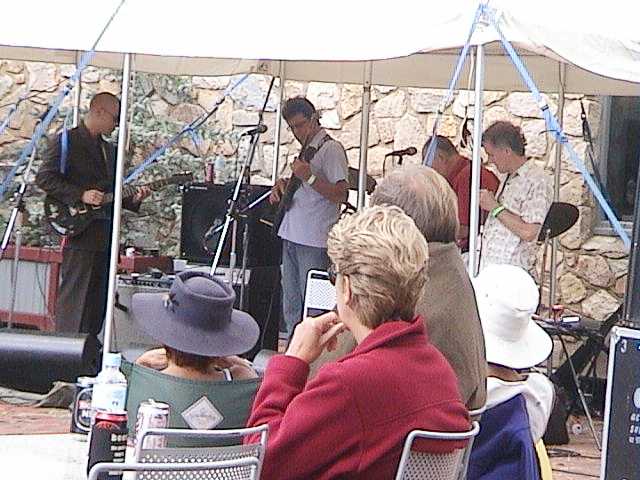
[287, 117, 311, 131]
[327, 263, 339, 285]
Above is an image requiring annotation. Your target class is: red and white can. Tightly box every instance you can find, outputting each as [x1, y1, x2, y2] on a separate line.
[134, 399, 170, 449]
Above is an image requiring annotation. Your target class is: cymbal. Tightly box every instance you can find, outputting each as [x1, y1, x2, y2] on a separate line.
[348, 167, 377, 194]
[538, 202, 579, 241]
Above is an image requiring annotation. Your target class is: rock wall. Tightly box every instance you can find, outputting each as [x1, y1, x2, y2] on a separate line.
[0, 60, 626, 322]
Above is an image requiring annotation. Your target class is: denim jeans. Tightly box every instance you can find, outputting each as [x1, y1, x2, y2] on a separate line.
[281, 239, 330, 340]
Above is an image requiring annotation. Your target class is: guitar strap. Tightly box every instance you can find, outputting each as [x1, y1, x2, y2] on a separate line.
[59, 127, 69, 175]
[302, 133, 333, 163]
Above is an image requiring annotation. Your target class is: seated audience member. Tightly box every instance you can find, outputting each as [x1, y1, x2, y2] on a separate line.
[313, 166, 487, 411]
[126, 271, 260, 432]
[246, 205, 470, 480]
[423, 135, 499, 251]
[467, 264, 555, 480]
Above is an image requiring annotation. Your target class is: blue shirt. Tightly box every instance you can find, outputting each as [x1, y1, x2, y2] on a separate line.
[468, 394, 541, 480]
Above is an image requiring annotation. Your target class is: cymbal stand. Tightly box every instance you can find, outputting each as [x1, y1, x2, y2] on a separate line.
[1, 144, 38, 328]
[550, 312, 602, 450]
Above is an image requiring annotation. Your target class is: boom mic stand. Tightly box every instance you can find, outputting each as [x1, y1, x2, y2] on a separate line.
[209, 78, 276, 308]
[1, 141, 39, 328]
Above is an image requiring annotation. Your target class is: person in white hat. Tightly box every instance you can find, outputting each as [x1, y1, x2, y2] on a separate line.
[467, 264, 555, 480]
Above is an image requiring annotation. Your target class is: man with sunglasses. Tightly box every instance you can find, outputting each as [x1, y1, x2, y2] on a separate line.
[422, 135, 499, 252]
[269, 96, 349, 340]
[37, 92, 150, 335]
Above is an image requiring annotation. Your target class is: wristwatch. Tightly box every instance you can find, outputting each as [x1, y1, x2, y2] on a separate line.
[307, 174, 317, 186]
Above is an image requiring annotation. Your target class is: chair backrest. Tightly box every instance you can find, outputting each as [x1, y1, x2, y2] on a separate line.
[135, 424, 268, 480]
[395, 421, 480, 480]
[303, 270, 336, 318]
[123, 360, 261, 436]
[469, 405, 486, 420]
[88, 457, 260, 480]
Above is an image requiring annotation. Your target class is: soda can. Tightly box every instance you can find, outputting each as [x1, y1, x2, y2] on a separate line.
[71, 376, 96, 434]
[87, 410, 128, 480]
[205, 161, 215, 183]
[134, 399, 170, 450]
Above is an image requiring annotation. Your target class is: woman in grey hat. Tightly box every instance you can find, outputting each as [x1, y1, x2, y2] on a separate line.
[132, 271, 260, 381]
[125, 271, 262, 432]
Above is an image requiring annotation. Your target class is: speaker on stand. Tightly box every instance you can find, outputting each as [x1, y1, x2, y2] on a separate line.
[180, 183, 282, 356]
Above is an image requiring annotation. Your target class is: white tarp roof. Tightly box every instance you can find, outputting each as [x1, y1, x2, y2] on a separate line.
[0, 0, 639, 94]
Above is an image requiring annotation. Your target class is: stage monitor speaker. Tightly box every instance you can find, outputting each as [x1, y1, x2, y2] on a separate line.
[180, 183, 281, 267]
[0, 329, 100, 393]
[602, 326, 640, 480]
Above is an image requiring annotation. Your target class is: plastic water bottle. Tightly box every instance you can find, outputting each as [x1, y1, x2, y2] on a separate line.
[214, 155, 226, 184]
[91, 352, 128, 415]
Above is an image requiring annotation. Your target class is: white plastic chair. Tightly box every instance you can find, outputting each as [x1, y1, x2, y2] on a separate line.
[88, 457, 259, 480]
[395, 421, 480, 480]
[134, 424, 268, 480]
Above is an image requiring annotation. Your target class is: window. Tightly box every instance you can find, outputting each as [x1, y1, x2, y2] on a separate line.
[596, 96, 640, 233]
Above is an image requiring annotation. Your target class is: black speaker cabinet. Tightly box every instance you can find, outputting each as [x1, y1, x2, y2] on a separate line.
[180, 183, 281, 267]
[602, 326, 640, 479]
[0, 329, 100, 393]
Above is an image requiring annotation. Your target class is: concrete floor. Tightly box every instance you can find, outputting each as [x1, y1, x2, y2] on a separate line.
[0, 404, 604, 479]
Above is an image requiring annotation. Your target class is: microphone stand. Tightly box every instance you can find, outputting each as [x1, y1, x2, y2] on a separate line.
[209, 78, 276, 296]
[1, 142, 39, 328]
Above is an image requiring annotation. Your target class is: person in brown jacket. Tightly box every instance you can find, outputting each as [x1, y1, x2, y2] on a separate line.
[36, 92, 149, 335]
[311, 165, 487, 410]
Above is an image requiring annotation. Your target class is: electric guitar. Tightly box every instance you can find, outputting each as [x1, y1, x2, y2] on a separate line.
[44, 172, 193, 237]
[271, 134, 332, 234]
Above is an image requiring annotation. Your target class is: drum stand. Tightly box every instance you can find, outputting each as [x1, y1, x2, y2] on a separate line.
[0, 145, 38, 328]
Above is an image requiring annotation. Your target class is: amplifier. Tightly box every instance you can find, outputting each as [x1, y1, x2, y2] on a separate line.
[180, 183, 281, 267]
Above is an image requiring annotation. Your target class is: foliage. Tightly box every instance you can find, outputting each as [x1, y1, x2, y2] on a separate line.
[2, 71, 239, 256]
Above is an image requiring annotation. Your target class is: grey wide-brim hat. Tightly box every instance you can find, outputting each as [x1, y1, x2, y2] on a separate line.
[131, 271, 260, 357]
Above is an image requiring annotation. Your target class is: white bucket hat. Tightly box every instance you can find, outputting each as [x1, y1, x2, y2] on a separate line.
[473, 264, 552, 369]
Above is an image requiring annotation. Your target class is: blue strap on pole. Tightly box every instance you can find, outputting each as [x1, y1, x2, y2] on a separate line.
[124, 73, 250, 184]
[483, 6, 631, 249]
[0, 0, 125, 201]
[424, 2, 487, 167]
[0, 51, 96, 201]
[59, 113, 74, 175]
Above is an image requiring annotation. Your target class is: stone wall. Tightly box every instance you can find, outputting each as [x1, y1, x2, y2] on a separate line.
[0, 60, 627, 322]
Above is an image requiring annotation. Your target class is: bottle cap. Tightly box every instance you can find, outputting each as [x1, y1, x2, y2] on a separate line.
[103, 352, 122, 368]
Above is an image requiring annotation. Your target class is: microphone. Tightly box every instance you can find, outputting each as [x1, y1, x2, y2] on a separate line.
[385, 147, 417, 157]
[240, 124, 268, 136]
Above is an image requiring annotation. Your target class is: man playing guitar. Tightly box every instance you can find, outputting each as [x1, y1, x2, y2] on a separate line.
[36, 92, 150, 336]
[269, 97, 348, 340]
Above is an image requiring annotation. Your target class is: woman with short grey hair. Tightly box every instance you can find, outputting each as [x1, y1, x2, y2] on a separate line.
[246, 205, 469, 480]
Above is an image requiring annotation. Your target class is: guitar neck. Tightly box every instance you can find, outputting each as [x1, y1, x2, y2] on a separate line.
[101, 178, 173, 205]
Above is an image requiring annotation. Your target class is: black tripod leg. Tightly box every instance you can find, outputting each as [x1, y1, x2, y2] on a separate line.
[558, 334, 602, 449]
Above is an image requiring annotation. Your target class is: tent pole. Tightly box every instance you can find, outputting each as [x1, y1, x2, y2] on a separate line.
[272, 61, 285, 183]
[72, 51, 82, 127]
[102, 53, 132, 365]
[468, 45, 485, 276]
[357, 61, 372, 209]
[549, 63, 566, 311]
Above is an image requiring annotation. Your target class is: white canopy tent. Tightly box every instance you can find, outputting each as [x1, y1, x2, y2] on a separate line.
[1, 0, 639, 356]
[0, 0, 639, 93]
